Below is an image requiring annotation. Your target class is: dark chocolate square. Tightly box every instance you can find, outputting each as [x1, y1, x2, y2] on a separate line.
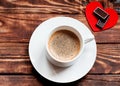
[93, 7, 110, 29]
[94, 7, 109, 20]
[96, 16, 109, 29]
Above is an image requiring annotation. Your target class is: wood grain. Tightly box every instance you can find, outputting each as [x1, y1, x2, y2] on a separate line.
[0, 75, 43, 86]
[78, 75, 120, 86]
[0, 75, 119, 86]
[90, 44, 120, 74]
[0, 59, 32, 74]
[0, 0, 86, 14]
[0, 0, 120, 85]
[0, 13, 120, 43]
[0, 0, 117, 14]
[0, 43, 120, 74]
[0, 43, 28, 58]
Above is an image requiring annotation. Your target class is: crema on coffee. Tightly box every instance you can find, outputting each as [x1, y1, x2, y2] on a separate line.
[48, 30, 80, 61]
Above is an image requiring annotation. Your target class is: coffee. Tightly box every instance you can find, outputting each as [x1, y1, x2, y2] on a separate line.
[48, 30, 80, 61]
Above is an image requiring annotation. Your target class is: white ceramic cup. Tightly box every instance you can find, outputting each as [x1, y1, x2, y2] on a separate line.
[46, 17, 94, 67]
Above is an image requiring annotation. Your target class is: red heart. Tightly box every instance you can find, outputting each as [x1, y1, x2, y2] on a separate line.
[85, 2, 118, 32]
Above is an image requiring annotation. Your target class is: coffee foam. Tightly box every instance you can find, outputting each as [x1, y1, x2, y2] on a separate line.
[48, 30, 80, 61]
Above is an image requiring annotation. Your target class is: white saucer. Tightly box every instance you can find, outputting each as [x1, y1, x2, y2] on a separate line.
[29, 17, 97, 83]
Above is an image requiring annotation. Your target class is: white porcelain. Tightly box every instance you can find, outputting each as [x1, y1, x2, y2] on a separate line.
[29, 17, 97, 83]
[46, 24, 94, 67]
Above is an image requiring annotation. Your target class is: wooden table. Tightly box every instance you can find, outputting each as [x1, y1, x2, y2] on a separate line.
[0, 0, 120, 86]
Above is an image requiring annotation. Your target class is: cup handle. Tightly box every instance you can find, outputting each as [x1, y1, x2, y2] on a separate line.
[84, 37, 95, 44]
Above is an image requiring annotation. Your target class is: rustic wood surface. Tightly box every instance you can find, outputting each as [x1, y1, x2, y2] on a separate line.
[0, 75, 119, 86]
[0, 0, 120, 86]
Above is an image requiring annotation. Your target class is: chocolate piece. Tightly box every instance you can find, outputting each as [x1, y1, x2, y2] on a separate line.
[96, 15, 109, 29]
[96, 20, 104, 29]
[96, 20, 106, 29]
[93, 7, 110, 29]
[94, 7, 109, 20]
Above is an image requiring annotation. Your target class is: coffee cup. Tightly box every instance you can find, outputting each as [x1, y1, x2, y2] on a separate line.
[46, 17, 94, 67]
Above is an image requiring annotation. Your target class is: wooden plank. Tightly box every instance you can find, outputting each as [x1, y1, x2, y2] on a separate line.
[0, 0, 87, 14]
[0, 43, 28, 59]
[0, 75, 119, 86]
[0, 0, 118, 14]
[0, 14, 120, 43]
[0, 75, 43, 86]
[0, 43, 120, 74]
[90, 44, 120, 74]
[78, 75, 120, 86]
[0, 59, 32, 74]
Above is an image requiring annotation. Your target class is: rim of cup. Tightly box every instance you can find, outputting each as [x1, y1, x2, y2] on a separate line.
[46, 25, 84, 64]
